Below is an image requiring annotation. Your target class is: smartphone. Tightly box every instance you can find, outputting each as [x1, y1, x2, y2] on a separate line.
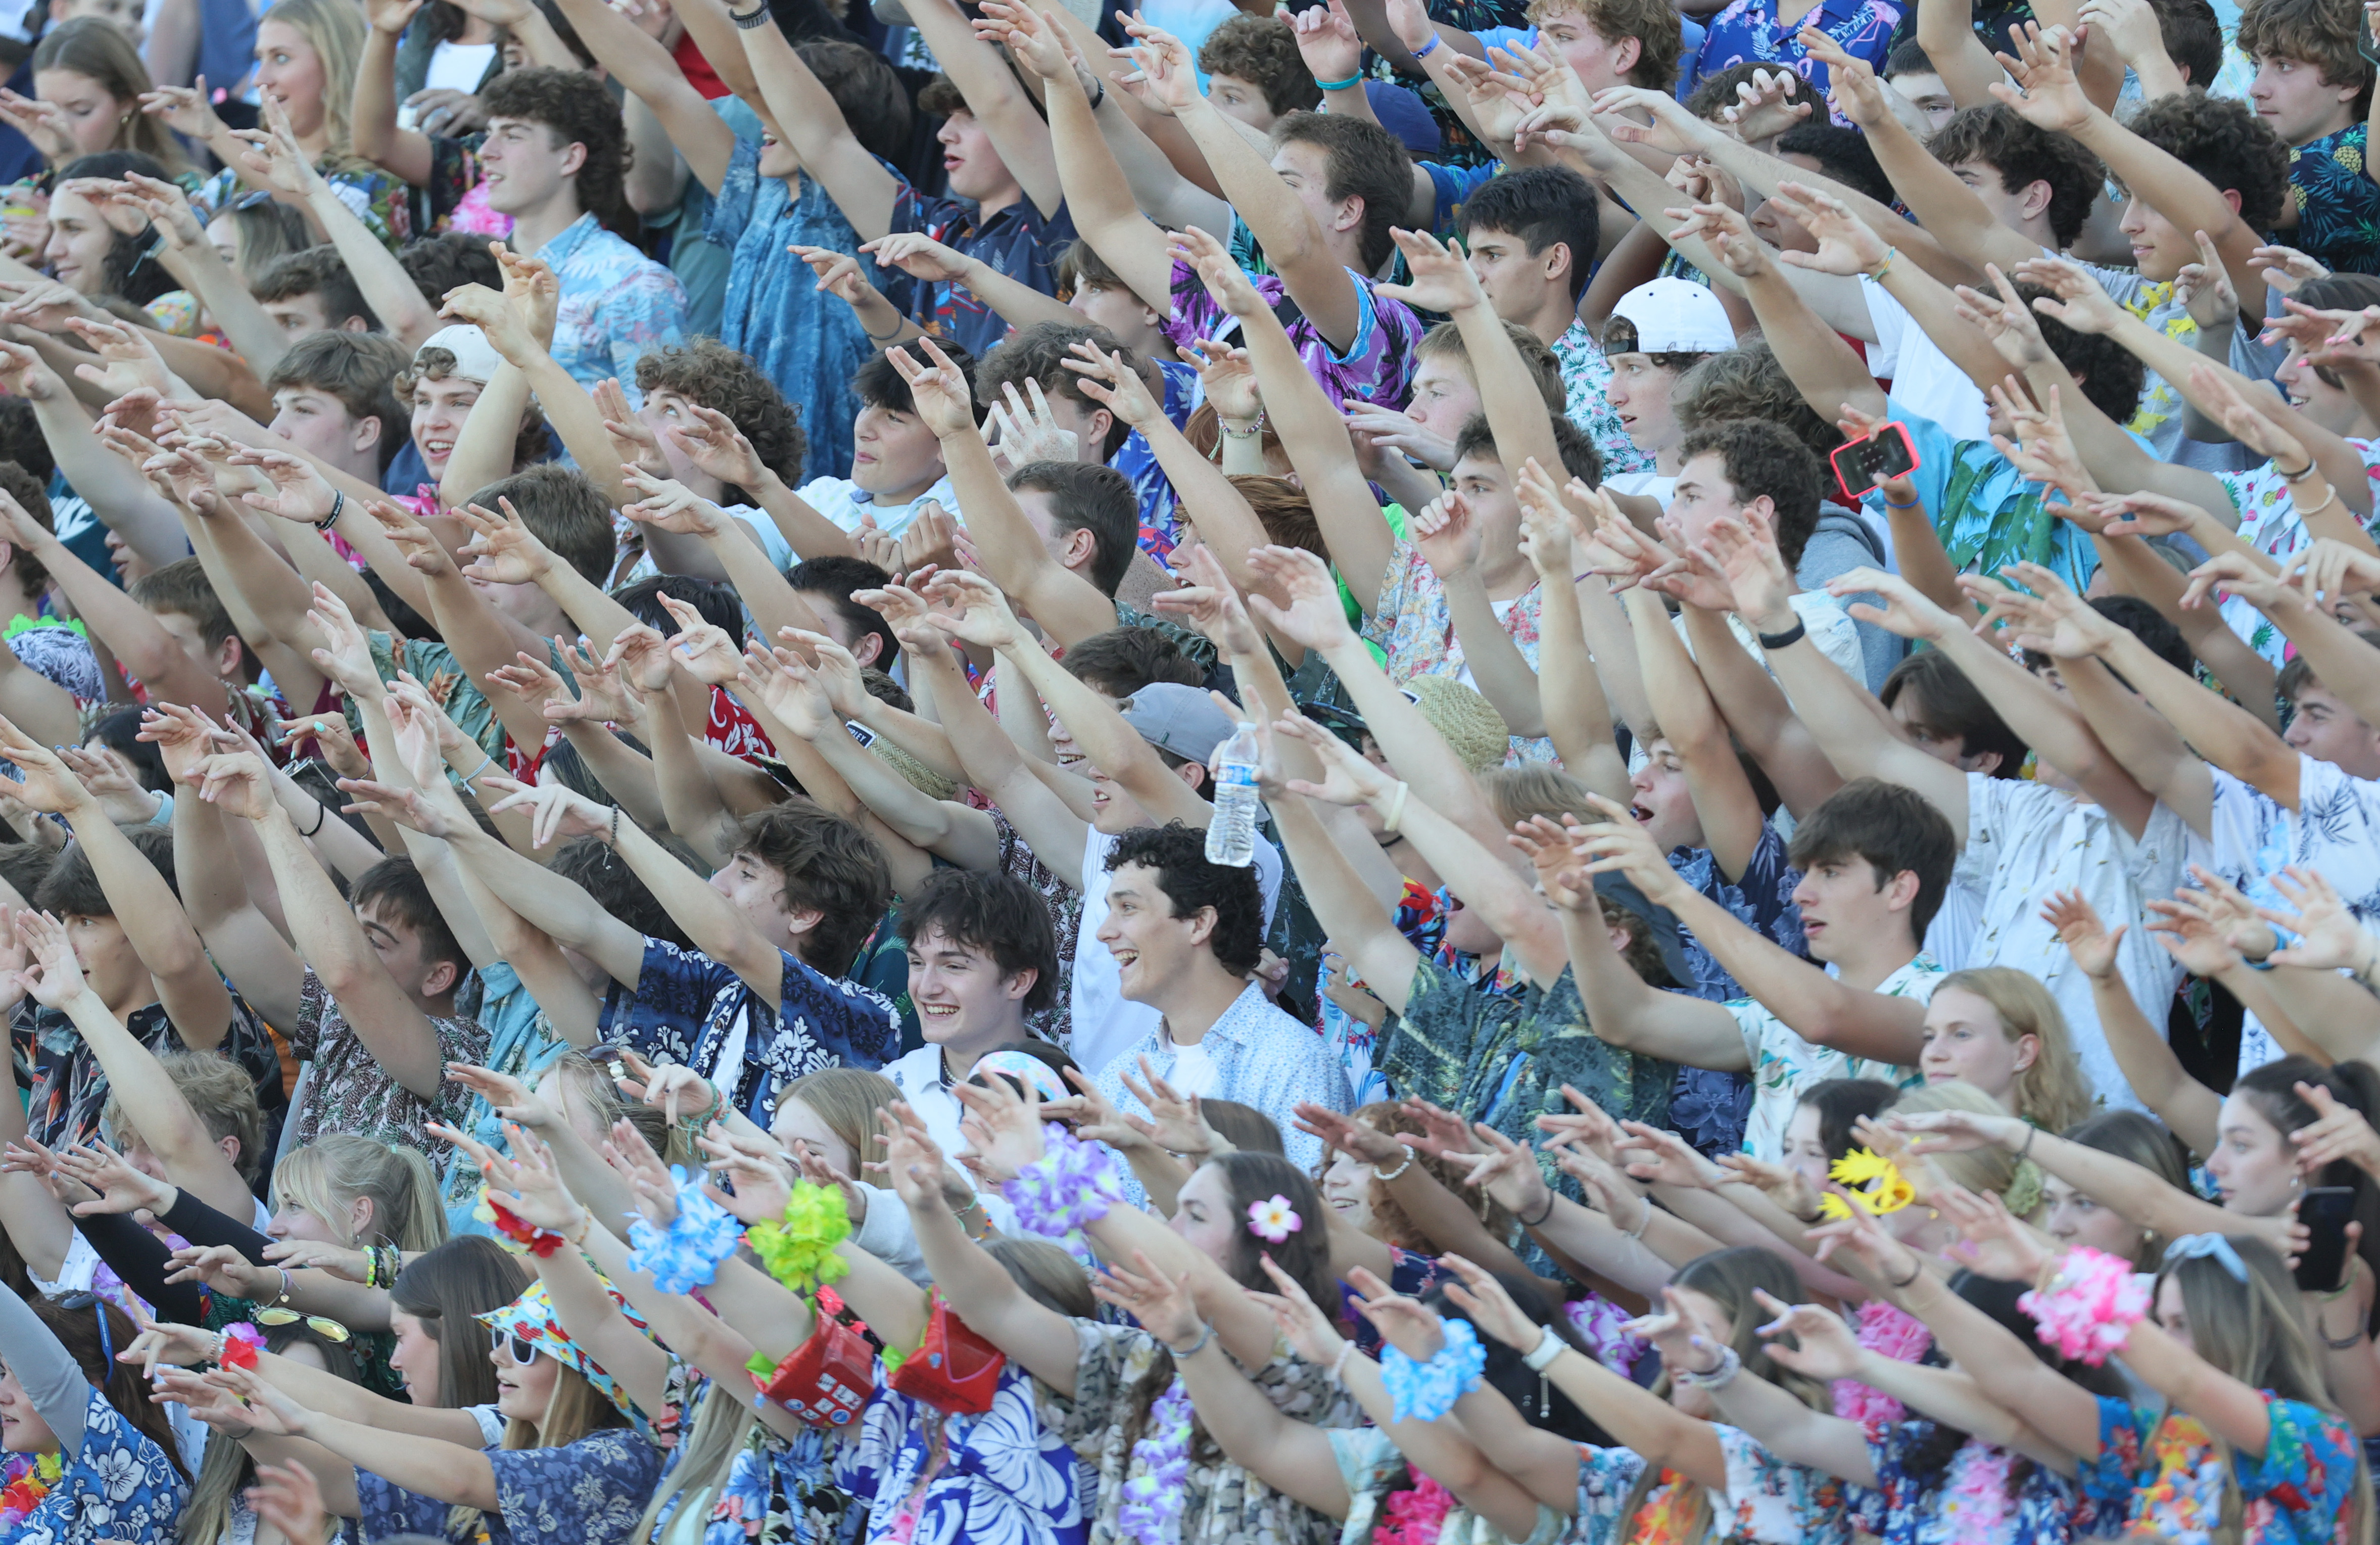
[2296, 1185, 2358, 1292]
[1829, 422, 1921, 504]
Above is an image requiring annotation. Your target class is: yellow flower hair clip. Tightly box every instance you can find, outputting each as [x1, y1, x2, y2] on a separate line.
[1817, 1148, 1916, 1221]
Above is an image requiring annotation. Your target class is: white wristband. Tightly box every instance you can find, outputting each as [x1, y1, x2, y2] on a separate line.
[1523, 1324, 1565, 1372]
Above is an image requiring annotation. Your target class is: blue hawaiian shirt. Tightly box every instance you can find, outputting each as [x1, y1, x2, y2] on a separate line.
[1665, 823, 1804, 1156]
[2282, 124, 2380, 280]
[14, 1387, 185, 1545]
[889, 187, 1077, 360]
[443, 962, 572, 1238]
[835, 1358, 1088, 1545]
[535, 212, 689, 399]
[599, 938, 900, 1125]
[1111, 359, 1201, 563]
[704, 139, 907, 485]
[1849, 1422, 2088, 1545]
[2081, 1393, 2357, 1545]
[358, 1427, 664, 1545]
[1695, 0, 1903, 122]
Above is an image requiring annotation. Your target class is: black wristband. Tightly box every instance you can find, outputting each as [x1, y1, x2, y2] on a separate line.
[313, 488, 344, 531]
[729, 3, 770, 26]
[1755, 618, 1806, 651]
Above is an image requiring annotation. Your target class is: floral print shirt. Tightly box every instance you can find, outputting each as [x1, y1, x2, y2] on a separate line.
[1053, 1319, 1361, 1545]
[1850, 1422, 2086, 1545]
[1552, 321, 1652, 484]
[1361, 539, 1552, 763]
[2283, 124, 2380, 280]
[1162, 257, 1426, 414]
[197, 161, 409, 249]
[1694, 0, 1903, 123]
[705, 142, 902, 484]
[18, 992, 283, 1152]
[2081, 1393, 2358, 1545]
[1573, 1426, 1852, 1545]
[284, 966, 487, 1152]
[2214, 442, 2380, 665]
[356, 1427, 665, 1545]
[14, 1387, 185, 1545]
[533, 212, 688, 398]
[890, 187, 1077, 361]
[1730, 955, 1937, 1160]
[1664, 823, 1803, 1157]
[1112, 359, 1203, 565]
[1326, 1427, 1565, 1545]
[836, 1356, 1088, 1545]
[599, 937, 900, 1126]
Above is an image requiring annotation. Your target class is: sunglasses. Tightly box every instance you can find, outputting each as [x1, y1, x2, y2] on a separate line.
[488, 1327, 542, 1365]
[255, 1308, 350, 1344]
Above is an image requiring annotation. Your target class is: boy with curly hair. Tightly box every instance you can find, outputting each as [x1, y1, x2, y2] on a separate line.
[476, 67, 687, 394]
[2238, 0, 2380, 274]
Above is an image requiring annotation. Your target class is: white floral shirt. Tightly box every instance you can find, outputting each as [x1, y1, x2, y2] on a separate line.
[2214, 442, 2380, 664]
[1573, 1424, 1852, 1545]
[1551, 321, 1653, 482]
[1730, 956, 1937, 1161]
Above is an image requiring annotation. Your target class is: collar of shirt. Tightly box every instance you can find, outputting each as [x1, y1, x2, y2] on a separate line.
[536, 211, 603, 265]
[1153, 980, 1274, 1059]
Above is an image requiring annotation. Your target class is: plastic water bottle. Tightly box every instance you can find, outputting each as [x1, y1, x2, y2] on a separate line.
[1205, 722, 1262, 867]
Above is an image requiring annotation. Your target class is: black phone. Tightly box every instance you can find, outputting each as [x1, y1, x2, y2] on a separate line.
[1828, 422, 1920, 503]
[2296, 1185, 2358, 1291]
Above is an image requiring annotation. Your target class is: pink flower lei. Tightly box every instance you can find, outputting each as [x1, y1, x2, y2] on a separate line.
[1374, 1474, 1457, 1545]
[2018, 1246, 2148, 1366]
[1829, 1299, 1933, 1425]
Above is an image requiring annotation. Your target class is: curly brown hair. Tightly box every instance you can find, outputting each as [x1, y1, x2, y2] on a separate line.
[2238, 0, 2374, 115]
[1196, 15, 1320, 117]
[635, 337, 807, 502]
[481, 67, 633, 235]
[1673, 339, 1843, 458]
[1348, 1101, 1514, 1251]
[396, 348, 552, 472]
[1524, 0, 1682, 91]
[2119, 89, 2291, 231]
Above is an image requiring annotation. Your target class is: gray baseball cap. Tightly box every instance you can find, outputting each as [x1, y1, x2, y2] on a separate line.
[1119, 682, 1237, 766]
[1591, 870, 1696, 991]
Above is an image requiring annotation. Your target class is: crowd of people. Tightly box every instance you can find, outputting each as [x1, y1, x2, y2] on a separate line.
[0, 0, 2371, 1534]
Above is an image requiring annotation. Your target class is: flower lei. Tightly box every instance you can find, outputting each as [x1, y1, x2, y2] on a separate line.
[1002, 1123, 1124, 1241]
[2018, 1245, 2148, 1366]
[1116, 1381, 1194, 1545]
[1374, 1475, 1457, 1545]
[218, 1322, 265, 1371]
[1817, 1149, 1916, 1221]
[1944, 1439, 2018, 1534]
[476, 1188, 567, 1257]
[628, 1165, 747, 1295]
[1564, 1295, 1647, 1377]
[1379, 1318, 1487, 1424]
[748, 1185, 852, 1293]
[0, 1453, 62, 1528]
[1828, 1300, 1933, 1425]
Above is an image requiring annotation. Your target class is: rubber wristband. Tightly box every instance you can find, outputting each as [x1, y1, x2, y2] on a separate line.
[1411, 34, 1440, 59]
[1522, 1324, 1565, 1371]
[1316, 72, 1365, 90]
[1756, 619, 1806, 650]
[313, 488, 344, 531]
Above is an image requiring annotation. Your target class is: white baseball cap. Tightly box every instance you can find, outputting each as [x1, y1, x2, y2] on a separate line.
[414, 324, 505, 385]
[1610, 276, 1736, 355]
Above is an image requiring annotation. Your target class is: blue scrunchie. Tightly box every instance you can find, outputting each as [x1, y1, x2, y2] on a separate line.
[626, 1165, 746, 1294]
[1379, 1316, 1487, 1422]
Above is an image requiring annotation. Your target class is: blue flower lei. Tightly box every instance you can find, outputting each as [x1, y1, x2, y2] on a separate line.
[1379, 1317, 1487, 1423]
[1115, 1380, 1194, 1545]
[626, 1165, 747, 1294]
[1002, 1123, 1125, 1240]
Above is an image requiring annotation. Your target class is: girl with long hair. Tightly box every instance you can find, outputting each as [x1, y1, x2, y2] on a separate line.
[0, 1290, 186, 1544]
[1866, 1190, 2368, 1545]
[1917, 967, 2096, 1136]
[142, 0, 409, 247]
[0, 18, 189, 171]
[929, 1076, 1361, 1545]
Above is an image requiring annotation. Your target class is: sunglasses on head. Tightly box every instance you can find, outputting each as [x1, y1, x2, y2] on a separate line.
[255, 1307, 350, 1343]
[489, 1326, 542, 1365]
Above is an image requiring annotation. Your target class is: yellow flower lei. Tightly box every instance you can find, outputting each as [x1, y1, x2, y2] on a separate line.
[747, 1184, 852, 1292]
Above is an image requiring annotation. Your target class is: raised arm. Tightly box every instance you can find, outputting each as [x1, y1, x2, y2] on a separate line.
[732, 13, 899, 240]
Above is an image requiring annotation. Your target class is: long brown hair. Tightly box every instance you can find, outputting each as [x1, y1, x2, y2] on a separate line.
[390, 1236, 532, 1410]
[1343, 1100, 1512, 1253]
[31, 18, 188, 172]
[32, 1295, 187, 1482]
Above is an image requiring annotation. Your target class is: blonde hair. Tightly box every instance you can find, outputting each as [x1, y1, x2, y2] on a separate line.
[257, 0, 365, 158]
[634, 1384, 758, 1545]
[451, 1363, 627, 1540]
[1894, 1082, 2033, 1210]
[780, 1067, 902, 1168]
[1933, 966, 2096, 1134]
[270, 1134, 447, 1252]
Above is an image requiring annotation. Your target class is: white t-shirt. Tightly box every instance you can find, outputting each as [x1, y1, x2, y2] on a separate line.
[1071, 825, 1284, 1076]
[1730, 955, 1940, 1161]
[1605, 471, 1676, 503]
[393, 41, 498, 130]
[1863, 281, 1989, 441]
[1160, 1034, 1219, 1097]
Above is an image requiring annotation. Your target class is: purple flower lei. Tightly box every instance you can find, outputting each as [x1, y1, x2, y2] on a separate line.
[1002, 1123, 1125, 1240]
[1116, 1380, 1194, 1545]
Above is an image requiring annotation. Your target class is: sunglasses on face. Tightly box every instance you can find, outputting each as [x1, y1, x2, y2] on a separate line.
[489, 1327, 542, 1365]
